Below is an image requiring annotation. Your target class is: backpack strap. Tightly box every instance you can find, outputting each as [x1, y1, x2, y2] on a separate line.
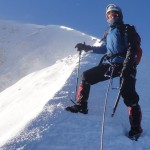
[122, 24, 140, 48]
[99, 28, 109, 43]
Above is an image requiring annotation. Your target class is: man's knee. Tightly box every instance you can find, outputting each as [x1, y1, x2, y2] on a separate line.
[123, 95, 139, 107]
[81, 72, 86, 81]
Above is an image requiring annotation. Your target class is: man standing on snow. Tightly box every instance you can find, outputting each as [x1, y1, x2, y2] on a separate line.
[66, 4, 143, 138]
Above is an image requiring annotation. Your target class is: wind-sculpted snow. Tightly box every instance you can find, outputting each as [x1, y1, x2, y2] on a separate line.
[0, 20, 96, 92]
[0, 20, 150, 150]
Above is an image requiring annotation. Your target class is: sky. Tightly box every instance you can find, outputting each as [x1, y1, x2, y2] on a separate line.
[0, 0, 150, 54]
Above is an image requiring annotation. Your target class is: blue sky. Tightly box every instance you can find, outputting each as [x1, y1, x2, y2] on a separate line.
[0, 0, 149, 54]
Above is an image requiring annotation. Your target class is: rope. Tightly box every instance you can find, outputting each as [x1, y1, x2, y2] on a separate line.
[100, 66, 115, 150]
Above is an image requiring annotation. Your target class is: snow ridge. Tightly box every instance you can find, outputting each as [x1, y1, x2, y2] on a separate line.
[0, 20, 150, 150]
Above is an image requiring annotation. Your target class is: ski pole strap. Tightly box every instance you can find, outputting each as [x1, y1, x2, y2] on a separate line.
[111, 78, 124, 117]
[78, 50, 82, 56]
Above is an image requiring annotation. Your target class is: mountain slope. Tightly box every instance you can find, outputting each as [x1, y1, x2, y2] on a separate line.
[0, 20, 98, 148]
[2, 55, 150, 150]
[0, 20, 150, 150]
[0, 20, 96, 92]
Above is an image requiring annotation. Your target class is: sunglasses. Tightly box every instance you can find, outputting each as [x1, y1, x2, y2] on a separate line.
[107, 11, 119, 19]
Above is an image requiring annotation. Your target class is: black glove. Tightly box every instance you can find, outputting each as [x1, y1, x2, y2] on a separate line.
[75, 42, 92, 52]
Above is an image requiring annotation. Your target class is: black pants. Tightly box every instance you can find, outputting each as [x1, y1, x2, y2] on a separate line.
[78, 63, 139, 107]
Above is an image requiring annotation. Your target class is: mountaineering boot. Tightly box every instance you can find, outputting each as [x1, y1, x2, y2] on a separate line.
[128, 104, 143, 139]
[66, 101, 88, 114]
[66, 82, 90, 114]
[128, 126, 143, 140]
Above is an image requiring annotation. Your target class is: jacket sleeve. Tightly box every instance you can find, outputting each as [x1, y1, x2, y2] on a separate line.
[123, 25, 138, 68]
[90, 41, 107, 54]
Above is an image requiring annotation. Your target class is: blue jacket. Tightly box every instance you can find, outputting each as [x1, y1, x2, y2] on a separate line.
[91, 25, 128, 63]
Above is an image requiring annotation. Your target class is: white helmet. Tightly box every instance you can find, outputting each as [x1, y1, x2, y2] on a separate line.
[106, 4, 123, 19]
[106, 4, 123, 26]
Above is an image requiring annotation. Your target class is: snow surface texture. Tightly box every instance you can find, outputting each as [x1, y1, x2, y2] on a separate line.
[0, 20, 150, 150]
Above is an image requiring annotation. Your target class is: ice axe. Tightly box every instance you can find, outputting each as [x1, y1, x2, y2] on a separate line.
[111, 78, 124, 117]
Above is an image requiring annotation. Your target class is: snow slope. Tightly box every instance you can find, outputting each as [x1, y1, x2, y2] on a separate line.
[0, 20, 150, 150]
[0, 20, 96, 92]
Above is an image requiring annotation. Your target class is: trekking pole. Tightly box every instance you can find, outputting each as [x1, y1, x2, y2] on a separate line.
[75, 51, 82, 100]
[70, 50, 82, 104]
[100, 65, 115, 150]
[111, 78, 124, 117]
